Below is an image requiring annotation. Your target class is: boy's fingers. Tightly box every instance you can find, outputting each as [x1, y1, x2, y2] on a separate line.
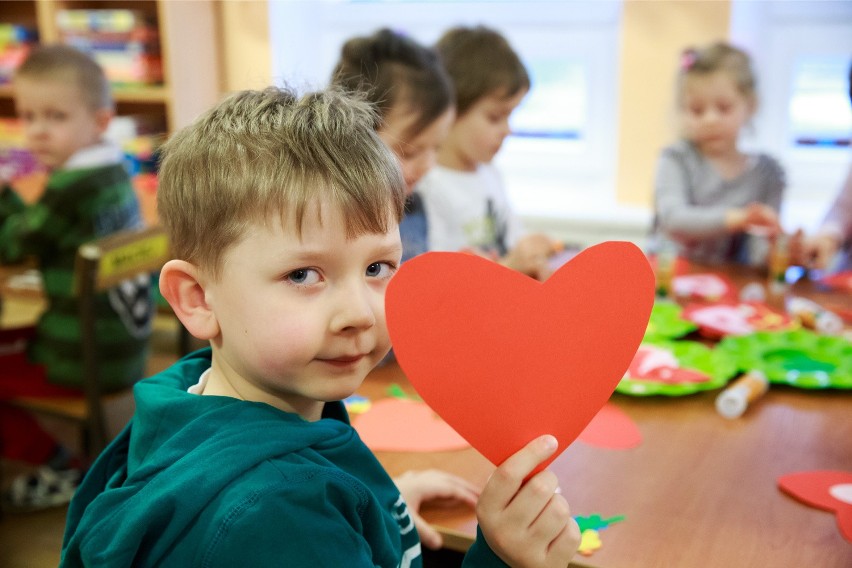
[547, 517, 582, 561]
[412, 512, 443, 550]
[528, 490, 571, 540]
[480, 435, 558, 510]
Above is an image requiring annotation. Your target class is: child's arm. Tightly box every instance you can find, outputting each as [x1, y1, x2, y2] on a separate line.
[0, 183, 71, 264]
[474, 435, 580, 567]
[801, 167, 852, 269]
[0, 184, 29, 263]
[654, 149, 738, 239]
[393, 469, 479, 550]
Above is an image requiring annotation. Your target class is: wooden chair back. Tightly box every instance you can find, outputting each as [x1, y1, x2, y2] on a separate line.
[8, 226, 169, 457]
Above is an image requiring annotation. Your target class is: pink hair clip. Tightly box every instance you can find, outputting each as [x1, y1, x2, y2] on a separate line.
[681, 49, 697, 71]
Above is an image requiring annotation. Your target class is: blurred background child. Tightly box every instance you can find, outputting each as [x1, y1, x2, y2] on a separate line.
[802, 170, 852, 272]
[417, 25, 556, 280]
[331, 28, 454, 263]
[797, 63, 852, 272]
[0, 45, 151, 510]
[652, 42, 786, 266]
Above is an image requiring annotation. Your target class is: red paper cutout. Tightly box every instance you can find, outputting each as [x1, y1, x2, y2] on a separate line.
[352, 398, 469, 452]
[626, 346, 710, 384]
[386, 242, 655, 473]
[673, 273, 736, 301]
[682, 301, 797, 338]
[778, 470, 852, 542]
[578, 403, 642, 449]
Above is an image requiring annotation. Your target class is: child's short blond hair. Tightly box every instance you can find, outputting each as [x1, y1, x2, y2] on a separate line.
[435, 26, 530, 116]
[15, 44, 112, 111]
[157, 86, 406, 278]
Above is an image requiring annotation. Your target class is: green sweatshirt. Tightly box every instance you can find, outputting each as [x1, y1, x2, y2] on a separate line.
[0, 156, 152, 390]
[61, 349, 506, 567]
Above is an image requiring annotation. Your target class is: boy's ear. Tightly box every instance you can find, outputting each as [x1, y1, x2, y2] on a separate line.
[94, 108, 113, 135]
[746, 94, 758, 116]
[159, 260, 219, 341]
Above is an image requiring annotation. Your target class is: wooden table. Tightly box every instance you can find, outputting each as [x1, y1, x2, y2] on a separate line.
[360, 265, 852, 567]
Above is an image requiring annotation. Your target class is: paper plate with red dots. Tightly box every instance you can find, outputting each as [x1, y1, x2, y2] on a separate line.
[616, 339, 737, 396]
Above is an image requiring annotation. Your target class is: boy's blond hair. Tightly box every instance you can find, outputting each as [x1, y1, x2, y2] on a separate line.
[15, 44, 112, 111]
[157, 86, 406, 278]
[435, 26, 530, 116]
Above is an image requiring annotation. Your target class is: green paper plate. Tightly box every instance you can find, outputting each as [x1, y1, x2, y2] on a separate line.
[644, 301, 698, 340]
[617, 339, 737, 396]
[717, 330, 852, 389]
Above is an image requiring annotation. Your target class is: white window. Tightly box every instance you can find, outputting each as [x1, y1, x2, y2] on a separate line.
[269, 0, 623, 226]
[788, 55, 851, 148]
[731, 0, 852, 233]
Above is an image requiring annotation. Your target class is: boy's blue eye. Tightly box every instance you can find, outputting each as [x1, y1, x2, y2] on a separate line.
[287, 268, 320, 285]
[366, 262, 393, 278]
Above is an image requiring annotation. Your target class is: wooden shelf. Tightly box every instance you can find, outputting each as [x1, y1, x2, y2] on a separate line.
[113, 85, 170, 104]
[0, 0, 221, 133]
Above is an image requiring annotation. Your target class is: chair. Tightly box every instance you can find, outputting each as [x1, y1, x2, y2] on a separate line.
[4, 225, 170, 459]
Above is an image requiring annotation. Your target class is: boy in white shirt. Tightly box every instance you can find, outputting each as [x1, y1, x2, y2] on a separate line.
[417, 25, 555, 280]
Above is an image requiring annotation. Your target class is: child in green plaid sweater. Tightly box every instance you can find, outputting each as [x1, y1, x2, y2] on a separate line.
[0, 45, 152, 510]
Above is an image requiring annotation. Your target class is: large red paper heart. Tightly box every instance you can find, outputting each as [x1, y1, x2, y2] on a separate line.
[386, 241, 654, 472]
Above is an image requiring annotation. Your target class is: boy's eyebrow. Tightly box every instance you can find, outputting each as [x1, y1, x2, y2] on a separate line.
[284, 241, 402, 263]
[372, 242, 404, 259]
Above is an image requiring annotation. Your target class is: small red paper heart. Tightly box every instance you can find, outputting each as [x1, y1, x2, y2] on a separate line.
[386, 241, 654, 472]
[778, 470, 852, 542]
[352, 398, 470, 453]
[578, 403, 642, 449]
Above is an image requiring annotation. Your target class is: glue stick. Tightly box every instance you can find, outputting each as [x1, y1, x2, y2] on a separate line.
[654, 240, 677, 298]
[767, 234, 790, 298]
[786, 297, 843, 336]
[715, 371, 769, 419]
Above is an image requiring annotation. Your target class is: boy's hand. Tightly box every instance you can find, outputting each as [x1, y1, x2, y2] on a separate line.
[802, 231, 842, 270]
[725, 203, 780, 235]
[393, 469, 480, 550]
[476, 435, 580, 567]
[502, 233, 556, 281]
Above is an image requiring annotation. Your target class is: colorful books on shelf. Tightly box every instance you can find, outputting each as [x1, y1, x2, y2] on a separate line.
[0, 24, 37, 85]
[56, 9, 163, 86]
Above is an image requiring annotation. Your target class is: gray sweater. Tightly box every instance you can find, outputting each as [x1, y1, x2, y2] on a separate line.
[653, 140, 786, 265]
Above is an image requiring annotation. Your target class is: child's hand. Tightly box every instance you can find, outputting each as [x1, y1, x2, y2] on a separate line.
[727, 202, 780, 235]
[393, 469, 480, 550]
[802, 231, 842, 270]
[476, 435, 580, 567]
[502, 233, 556, 281]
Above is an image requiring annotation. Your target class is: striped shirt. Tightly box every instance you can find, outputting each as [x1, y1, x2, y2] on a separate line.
[0, 145, 152, 391]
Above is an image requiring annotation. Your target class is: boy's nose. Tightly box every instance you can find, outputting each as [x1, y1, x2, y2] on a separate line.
[26, 120, 47, 137]
[330, 286, 377, 333]
[703, 109, 721, 124]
